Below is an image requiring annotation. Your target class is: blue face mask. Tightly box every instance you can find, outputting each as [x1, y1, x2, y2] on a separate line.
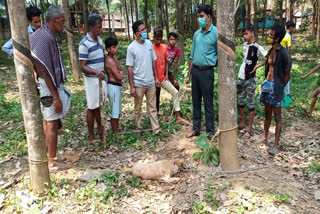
[198, 17, 207, 28]
[140, 32, 148, 40]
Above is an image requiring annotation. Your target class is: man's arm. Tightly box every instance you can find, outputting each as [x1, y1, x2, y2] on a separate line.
[80, 60, 105, 80]
[33, 58, 62, 113]
[184, 59, 193, 84]
[165, 60, 169, 81]
[250, 61, 266, 74]
[105, 58, 123, 81]
[128, 66, 136, 97]
[152, 60, 160, 87]
[301, 64, 320, 80]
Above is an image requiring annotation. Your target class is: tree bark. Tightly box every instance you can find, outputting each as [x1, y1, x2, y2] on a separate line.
[7, 0, 50, 194]
[217, 0, 240, 171]
[176, 0, 185, 65]
[134, 0, 139, 20]
[124, 0, 131, 41]
[278, 0, 283, 25]
[158, 0, 164, 29]
[39, 0, 45, 23]
[130, 0, 134, 26]
[317, 0, 320, 45]
[82, 0, 89, 33]
[250, 0, 255, 25]
[312, 1, 317, 39]
[211, 0, 215, 24]
[144, 0, 149, 33]
[4, 0, 10, 33]
[262, 0, 268, 40]
[245, 0, 250, 24]
[62, 0, 81, 82]
[106, 0, 112, 32]
[164, 0, 169, 37]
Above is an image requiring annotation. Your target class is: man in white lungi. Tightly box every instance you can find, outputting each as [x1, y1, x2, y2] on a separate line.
[30, 6, 71, 164]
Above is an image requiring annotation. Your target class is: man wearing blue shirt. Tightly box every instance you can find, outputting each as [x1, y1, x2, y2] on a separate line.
[2, 6, 42, 56]
[184, 4, 218, 138]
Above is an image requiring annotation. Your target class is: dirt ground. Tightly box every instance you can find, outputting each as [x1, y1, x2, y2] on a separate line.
[1, 101, 319, 213]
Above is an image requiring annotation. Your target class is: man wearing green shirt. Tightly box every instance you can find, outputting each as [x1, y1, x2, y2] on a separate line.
[184, 4, 218, 138]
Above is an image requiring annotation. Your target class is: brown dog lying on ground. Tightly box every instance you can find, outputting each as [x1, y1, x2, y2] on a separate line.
[128, 159, 183, 182]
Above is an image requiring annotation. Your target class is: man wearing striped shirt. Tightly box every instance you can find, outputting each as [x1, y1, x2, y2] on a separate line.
[79, 14, 107, 142]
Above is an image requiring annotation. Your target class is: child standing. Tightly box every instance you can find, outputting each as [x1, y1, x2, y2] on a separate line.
[153, 26, 189, 125]
[105, 37, 124, 133]
[238, 24, 268, 139]
[166, 32, 181, 91]
[301, 63, 320, 116]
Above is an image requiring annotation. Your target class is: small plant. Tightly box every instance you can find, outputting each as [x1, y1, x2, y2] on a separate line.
[272, 191, 291, 205]
[191, 201, 208, 214]
[193, 134, 220, 166]
[206, 183, 219, 210]
[308, 161, 320, 173]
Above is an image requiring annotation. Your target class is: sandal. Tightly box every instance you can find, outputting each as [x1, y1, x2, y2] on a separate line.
[186, 130, 200, 138]
[176, 118, 190, 126]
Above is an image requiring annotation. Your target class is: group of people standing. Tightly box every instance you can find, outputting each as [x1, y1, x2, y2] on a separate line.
[2, 4, 319, 166]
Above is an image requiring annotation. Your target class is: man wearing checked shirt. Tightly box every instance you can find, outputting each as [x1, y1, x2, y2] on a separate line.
[184, 4, 218, 138]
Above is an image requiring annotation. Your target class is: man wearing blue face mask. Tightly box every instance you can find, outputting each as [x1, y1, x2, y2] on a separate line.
[126, 20, 161, 137]
[184, 4, 218, 138]
[2, 6, 42, 56]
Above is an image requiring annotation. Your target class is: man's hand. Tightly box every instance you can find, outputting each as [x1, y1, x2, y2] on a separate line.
[53, 97, 63, 114]
[300, 75, 306, 80]
[119, 70, 124, 80]
[155, 79, 160, 87]
[174, 79, 178, 86]
[250, 66, 258, 74]
[130, 86, 136, 97]
[184, 76, 190, 84]
[96, 71, 105, 80]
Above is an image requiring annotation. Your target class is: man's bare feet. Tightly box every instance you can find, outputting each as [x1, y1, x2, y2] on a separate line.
[243, 131, 253, 139]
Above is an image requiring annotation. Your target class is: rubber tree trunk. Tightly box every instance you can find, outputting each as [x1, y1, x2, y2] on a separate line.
[317, 0, 320, 46]
[62, 0, 81, 82]
[278, 0, 283, 25]
[176, 0, 185, 65]
[105, 0, 112, 32]
[164, 0, 169, 37]
[134, 0, 139, 20]
[124, 0, 131, 41]
[245, 0, 250, 24]
[250, 0, 255, 25]
[39, 0, 45, 23]
[7, 0, 50, 194]
[217, 0, 240, 171]
[82, 0, 89, 33]
[312, 1, 317, 39]
[4, 0, 10, 34]
[286, 0, 291, 21]
[211, 0, 215, 25]
[130, 0, 134, 25]
[144, 0, 149, 33]
[158, 0, 164, 29]
[262, 0, 268, 40]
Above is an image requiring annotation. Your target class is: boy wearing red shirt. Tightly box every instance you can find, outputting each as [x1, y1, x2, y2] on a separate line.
[153, 27, 189, 125]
